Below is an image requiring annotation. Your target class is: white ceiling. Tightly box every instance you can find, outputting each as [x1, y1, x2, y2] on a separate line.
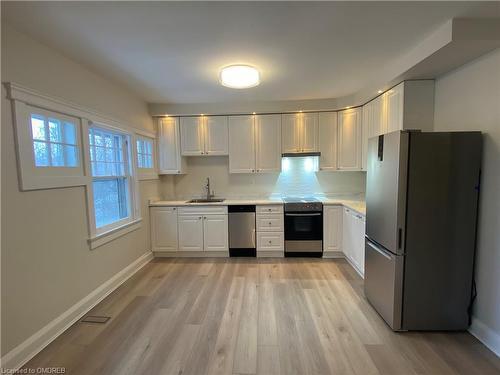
[2, 2, 499, 104]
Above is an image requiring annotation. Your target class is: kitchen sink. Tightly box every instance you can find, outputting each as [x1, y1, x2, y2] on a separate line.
[186, 198, 225, 203]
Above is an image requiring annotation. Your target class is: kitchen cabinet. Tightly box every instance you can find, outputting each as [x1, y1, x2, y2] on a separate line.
[323, 206, 342, 254]
[281, 112, 319, 153]
[337, 107, 362, 170]
[255, 114, 281, 172]
[256, 204, 284, 256]
[203, 214, 229, 252]
[361, 106, 369, 171]
[229, 114, 281, 173]
[229, 115, 255, 173]
[180, 116, 228, 156]
[151, 207, 178, 252]
[178, 215, 204, 251]
[318, 112, 338, 171]
[385, 83, 404, 134]
[177, 206, 229, 253]
[157, 117, 186, 174]
[342, 207, 365, 276]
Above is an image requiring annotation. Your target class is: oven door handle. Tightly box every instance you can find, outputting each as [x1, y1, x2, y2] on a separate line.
[285, 213, 322, 217]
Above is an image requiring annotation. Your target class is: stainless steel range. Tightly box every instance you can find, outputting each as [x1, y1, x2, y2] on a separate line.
[283, 197, 323, 257]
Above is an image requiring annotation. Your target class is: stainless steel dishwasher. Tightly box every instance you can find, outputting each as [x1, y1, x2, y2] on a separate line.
[228, 205, 256, 257]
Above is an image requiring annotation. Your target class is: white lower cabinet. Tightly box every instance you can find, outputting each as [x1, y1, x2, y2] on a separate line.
[342, 207, 366, 276]
[178, 215, 204, 251]
[203, 214, 229, 252]
[152, 206, 228, 254]
[323, 206, 342, 254]
[151, 207, 178, 252]
[256, 205, 284, 257]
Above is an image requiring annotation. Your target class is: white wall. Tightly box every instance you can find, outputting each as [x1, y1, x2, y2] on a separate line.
[434, 48, 500, 355]
[161, 156, 366, 199]
[1, 24, 161, 357]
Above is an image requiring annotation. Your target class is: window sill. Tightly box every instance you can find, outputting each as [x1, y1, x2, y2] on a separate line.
[89, 218, 142, 249]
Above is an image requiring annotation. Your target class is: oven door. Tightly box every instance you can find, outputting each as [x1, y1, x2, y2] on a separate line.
[284, 212, 323, 240]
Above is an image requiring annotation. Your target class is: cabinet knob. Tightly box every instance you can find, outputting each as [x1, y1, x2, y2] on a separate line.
[268, 240, 272, 244]
[173, 207, 176, 210]
[204, 216, 207, 219]
[269, 222, 272, 225]
[252, 169, 255, 172]
[199, 216, 202, 219]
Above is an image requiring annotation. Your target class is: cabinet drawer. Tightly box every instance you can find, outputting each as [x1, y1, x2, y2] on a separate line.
[256, 205, 283, 214]
[178, 206, 228, 216]
[256, 215, 284, 232]
[257, 232, 284, 251]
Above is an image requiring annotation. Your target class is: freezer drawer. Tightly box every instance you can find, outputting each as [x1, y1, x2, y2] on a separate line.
[364, 238, 404, 330]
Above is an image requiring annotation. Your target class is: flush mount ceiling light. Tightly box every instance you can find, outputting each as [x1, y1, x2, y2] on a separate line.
[220, 65, 260, 89]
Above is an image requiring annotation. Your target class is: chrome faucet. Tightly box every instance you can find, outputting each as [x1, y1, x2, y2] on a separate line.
[205, 177, 214, 200]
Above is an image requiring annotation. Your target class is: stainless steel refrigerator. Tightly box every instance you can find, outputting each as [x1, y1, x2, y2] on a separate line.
[364, 130, 482, 331]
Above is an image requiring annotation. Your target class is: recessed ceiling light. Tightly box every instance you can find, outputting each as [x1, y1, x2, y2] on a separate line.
[220, 65, 260, 89]
[378, 90, 383, 94]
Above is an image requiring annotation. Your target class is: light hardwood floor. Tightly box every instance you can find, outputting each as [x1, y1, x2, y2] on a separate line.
[24, 258, 500, 374]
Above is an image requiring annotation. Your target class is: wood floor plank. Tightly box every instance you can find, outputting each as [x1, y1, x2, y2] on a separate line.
[21, 259, 500, 375]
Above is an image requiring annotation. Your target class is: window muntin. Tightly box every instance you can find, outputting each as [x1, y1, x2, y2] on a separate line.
[89, 126, 132, 230]
[30, 114, 78, 167]
[136, 137, 154, 169]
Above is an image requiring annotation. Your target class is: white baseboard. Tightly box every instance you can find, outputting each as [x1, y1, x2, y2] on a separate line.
[153, 251, 229, 258]
[469, 317, 500, 357]
[257, 250, 284, 258]
[322, 251, 344, 259]
[1, 251, 153, 371]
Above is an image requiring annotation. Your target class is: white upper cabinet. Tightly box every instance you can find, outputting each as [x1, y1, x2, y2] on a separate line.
[255, 114, 281, 173]
[180, 117, 204, 155]
[318, 112, 338, 171]
[281, 112, 319, 153]
[158, 117, 185, 174]
[337, 107, 362, 171]
[229, 115, 256, 173]
[281, 113, 300, 153]
[385, 83, 404, 133]
[361, 105, 370, 171]
[180, 116, 228, 156]
[301, 112, 319, 152]
[205, 116, 228, 155]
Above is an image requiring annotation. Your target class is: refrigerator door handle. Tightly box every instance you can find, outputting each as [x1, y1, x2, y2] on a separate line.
[366, 239, 393, 260]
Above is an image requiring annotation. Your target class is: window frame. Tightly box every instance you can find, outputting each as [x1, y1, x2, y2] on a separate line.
[134, 133, 158, 180]
[11, 101, 86, 190]
[83, 121, 142, 245]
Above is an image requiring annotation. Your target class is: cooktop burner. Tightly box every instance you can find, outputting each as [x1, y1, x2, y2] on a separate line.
[282, 197, 321, 203]
[283, 197, 323, 212]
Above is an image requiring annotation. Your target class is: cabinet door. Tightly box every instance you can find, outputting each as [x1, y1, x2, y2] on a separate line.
[255, 114, 281, 173]
[361, 104, 371, 171]
[229, 115, 256, 173]
[151, 207, 178, 252]
[158, 117, 183, 174]
[180, 117, 204, 155]
[323, 206, 342, 252]
[337, 108, 362, 170]
[203, 214, 228, 252]
[352, 213, 366, 275]
[205, 116, 228, 155]
[281, 113, 300, 153]
[178, 215, 204, 251]
[301, 112, 319, 152]
[386, 83, 404, 133]
[372, 95, 387, 136]
[342, 208, 354, 262]
[318, 112, 338, 171]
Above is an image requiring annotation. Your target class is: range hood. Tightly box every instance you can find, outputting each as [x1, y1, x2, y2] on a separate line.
[281, 152, 321, 157]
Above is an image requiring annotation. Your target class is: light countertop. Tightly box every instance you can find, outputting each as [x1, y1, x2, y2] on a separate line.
[150, 195, 366, 216]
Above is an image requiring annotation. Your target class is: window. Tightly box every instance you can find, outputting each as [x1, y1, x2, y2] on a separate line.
[136, 137, 153, 169]
[31, 114, 79, 167]
[10, 100, 85, 190]
[89, 126, 133, 231]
